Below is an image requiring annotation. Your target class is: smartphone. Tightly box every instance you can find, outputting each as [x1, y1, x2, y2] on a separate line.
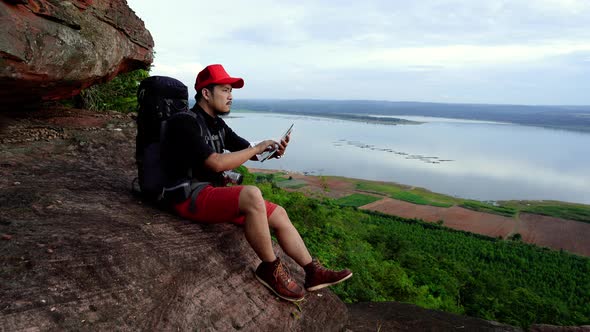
[259, 123, 294, 162]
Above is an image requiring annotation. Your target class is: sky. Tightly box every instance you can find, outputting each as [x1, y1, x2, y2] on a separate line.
[126, 0, 590, 105]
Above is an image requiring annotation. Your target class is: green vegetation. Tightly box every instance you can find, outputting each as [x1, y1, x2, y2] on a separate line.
[356, 181, 408, 196]
[356, 181, 454, 208]
[253, 172, 289, 183]
[393, 191, 452, 207]
[523, 205, 590, 222]
[237, 167, 590, 328]
[283, 183, 308, 189]
[501, 201, 590, 223]
[73, 69, 149, 112]
[334, 193, 381, 207]
[459, 200, 517, 217]
[252, 171, 307, 189]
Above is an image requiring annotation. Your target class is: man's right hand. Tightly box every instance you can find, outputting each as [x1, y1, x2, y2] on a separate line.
[254, 139, 279, 154]
[206, 139, 279, 173]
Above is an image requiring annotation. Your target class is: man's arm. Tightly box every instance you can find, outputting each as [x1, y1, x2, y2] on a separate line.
[204, 139, 278, 172]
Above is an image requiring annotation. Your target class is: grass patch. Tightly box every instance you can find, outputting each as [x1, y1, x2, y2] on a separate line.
[460, 200, 517, 217]
[252, 172, 307, 189]
[356, 181, 453, 208]
[356, 181, 406, 195]
[523, 204, 590, 223]
[407, 187, 457, 206]
[277, 179, 307, 189]
[391, 191, 451, 207]
[499, 201, 590, 223]
[273, 176, 290, 182]
[334, 193, 381, 207]
[253, 172, 289, 183]
[282, 183, 308, 189]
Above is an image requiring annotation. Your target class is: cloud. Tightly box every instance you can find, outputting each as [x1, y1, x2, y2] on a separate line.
[127, 0, 590, 104]
[362, 42, 590, 68]
[152, 62, 203, 77]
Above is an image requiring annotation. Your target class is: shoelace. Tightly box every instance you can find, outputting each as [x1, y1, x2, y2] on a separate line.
[312, 260, 328, 273]
[273, 261, 292, 283]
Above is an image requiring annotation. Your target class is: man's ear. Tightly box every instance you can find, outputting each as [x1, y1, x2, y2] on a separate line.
[202, 88, 210, 101]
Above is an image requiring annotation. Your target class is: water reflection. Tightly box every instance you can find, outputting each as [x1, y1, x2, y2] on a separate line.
[224, 112, 590, 204]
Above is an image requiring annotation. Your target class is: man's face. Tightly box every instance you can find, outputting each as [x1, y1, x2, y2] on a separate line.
[208, 84, 233, 116]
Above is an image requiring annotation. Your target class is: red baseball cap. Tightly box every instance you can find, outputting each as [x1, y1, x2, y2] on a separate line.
[195, 64, 244, 91]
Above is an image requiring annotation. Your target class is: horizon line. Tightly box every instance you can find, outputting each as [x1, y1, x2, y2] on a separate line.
[232, 98, 590, 108]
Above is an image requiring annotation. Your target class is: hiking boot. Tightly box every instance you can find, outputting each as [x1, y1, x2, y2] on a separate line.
[304, 259, 353, 291]
[255, 257, 304, 302]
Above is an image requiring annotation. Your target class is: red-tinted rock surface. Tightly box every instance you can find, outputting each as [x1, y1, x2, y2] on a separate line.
[0, 108, 348, 331]
[346, 302, 523, 332]
[0, 0, 153, 110]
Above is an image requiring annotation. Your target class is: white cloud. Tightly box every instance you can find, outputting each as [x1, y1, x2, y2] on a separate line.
[362, 42, 590, 68]
[127, 0, 590, 104]
[151, 62, 203, 77]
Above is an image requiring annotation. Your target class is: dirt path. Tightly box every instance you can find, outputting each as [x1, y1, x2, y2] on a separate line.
[251, 168, 590, 257]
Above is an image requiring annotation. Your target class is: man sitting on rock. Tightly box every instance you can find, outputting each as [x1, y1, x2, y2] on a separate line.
[161, 64, 352, 301]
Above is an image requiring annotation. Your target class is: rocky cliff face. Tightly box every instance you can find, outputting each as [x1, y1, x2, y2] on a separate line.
[0, 108, 348, 331]
[0, 0, 153, 110]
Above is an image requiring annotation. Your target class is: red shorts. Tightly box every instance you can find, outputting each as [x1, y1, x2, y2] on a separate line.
[173, 185, 278, 225]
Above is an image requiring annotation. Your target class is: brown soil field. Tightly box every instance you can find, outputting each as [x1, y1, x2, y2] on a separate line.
[519, 213, 590, 256]
[251, 168, 590, 257]
[360, 198, 515, 238]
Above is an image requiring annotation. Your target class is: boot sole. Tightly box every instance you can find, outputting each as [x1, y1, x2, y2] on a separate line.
[306, 272, 353, 292]
[255, 274, 305, 302]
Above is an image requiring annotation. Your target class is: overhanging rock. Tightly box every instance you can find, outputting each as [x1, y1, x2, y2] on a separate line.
[0, 0, 154, 110]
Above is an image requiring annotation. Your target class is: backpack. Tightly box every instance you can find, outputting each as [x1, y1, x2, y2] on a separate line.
[135, 76, 192, 202]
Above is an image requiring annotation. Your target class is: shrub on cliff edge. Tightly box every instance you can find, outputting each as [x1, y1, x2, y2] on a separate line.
[74, 69, 149, 112]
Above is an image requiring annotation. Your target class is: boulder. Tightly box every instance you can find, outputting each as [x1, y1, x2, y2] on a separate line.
[0, 108, 348, 331]
[0, 0, 153, 110]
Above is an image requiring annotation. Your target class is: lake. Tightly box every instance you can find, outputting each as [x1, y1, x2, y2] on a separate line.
[224, 112, 590, 204]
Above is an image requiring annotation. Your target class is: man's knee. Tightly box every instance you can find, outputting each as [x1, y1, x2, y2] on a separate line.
[268, 205, 290, 229]
[239, 185, 266, 214]
[271, 205, 287, 220]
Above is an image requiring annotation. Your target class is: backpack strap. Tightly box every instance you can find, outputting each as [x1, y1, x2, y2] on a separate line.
[158, 111, 199, 201]
[194, 111, 226, 153]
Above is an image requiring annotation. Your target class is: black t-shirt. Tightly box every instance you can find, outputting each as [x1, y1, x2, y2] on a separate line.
[161, 106, 250, 186]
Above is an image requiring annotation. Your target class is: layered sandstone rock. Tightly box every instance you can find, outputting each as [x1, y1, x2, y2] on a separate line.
[0, 109, 348, 331]
[0, 0, 153, 110]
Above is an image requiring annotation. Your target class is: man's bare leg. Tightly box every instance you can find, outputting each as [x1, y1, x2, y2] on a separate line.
[267, 203, 352, 292]
[239, 186, 277, 262]
[268, 206, 313, 267]
[240, 185, 351, 298]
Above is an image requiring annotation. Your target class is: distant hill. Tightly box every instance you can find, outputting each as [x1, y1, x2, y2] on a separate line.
[220, 99, 590, 132]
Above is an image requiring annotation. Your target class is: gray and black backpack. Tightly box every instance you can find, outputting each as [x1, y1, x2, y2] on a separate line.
[134, 76, 192, 202]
